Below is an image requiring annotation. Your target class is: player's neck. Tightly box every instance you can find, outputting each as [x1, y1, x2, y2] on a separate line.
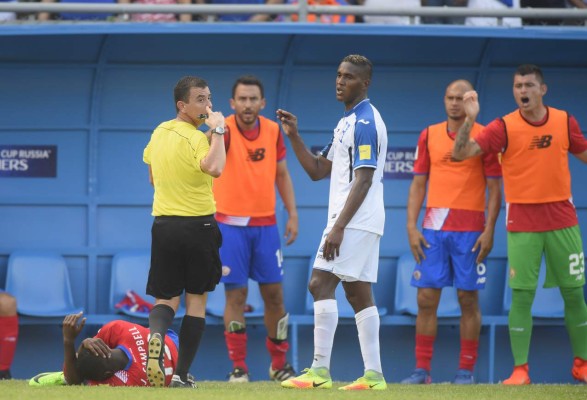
[520, 104, 547, 123]
[447, 117, 465, 133]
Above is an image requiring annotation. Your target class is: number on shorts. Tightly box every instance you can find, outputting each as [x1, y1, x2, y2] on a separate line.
[275, 249, 283, 269]
[569, 252, 585, 276]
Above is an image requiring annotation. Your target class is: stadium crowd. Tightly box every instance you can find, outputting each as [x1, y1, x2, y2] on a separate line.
[0, 0, 585, 25]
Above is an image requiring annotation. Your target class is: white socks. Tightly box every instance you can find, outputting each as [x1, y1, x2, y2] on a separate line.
[311, 299, 338, 370]
[356, 306, 382, 373]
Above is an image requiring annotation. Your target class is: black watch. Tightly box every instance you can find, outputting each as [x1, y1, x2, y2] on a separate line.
[212, 126, 225, 136]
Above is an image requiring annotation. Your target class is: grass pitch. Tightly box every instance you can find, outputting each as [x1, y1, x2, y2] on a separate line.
[2, 379, 586, 400]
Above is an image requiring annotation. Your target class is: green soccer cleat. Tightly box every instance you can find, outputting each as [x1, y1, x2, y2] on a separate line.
[339, 369, 387, 391]
[29, 371, 67, 386]
[281, 367, 332, 389]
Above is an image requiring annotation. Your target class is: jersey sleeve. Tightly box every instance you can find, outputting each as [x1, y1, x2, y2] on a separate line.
[143, 139, 152, 165]
[476, 118, 507, 155]
[413, 128, 430, 175]
[276, 130, 287, 162]
[352, 119, 378, 169]
[191, 133, 211, 171]
[481, 150, 502, 178]
[320, 137, 334, 161]
[569, 115, 587, 154]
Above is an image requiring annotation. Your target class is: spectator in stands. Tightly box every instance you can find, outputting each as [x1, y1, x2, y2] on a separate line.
[401, 80, 502, 385]
[565, 0, 586, 25]
[37, 0, 115, 21]
[194, 0, 284, 22]
[117, 0, 192, 22]
[29, 312, 184, 387]
[213, 75, 298, 383]
[466, 0, 522, 27]
[420, 0, 468, 24]
[288, 0, 356, 23]
[0, 0, 16, 21]
[520, 0, 567, 25]
[363, 0, 421, 25]
[277, 54, 388, 391]
[143, 76, 225, 388]
[453, 64, 587, 385]
[0, 291, 18, 380]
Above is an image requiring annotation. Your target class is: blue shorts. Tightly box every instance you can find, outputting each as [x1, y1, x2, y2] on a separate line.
[219, 223, 283, 288]
[410, 229, 487, 291]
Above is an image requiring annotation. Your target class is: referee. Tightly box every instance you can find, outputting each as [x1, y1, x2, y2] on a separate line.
[143, 76, 226, 389]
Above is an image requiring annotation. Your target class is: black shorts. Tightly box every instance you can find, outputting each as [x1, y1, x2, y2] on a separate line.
[147, 215, 222, 298]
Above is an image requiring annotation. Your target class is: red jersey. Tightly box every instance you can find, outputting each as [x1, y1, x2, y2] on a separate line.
[475, 108, 587, 232]
[86, 321, 178, 387]
[413, 124, 502, 231]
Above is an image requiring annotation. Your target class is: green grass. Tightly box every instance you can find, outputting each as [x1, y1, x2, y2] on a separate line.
[2, 380, 586, 400]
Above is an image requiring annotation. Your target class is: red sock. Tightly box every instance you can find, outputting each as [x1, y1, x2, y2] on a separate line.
[415, 334, 435, 371]
[0, 316, 18, 370]
[266, 337, 289, 370]
[224, 331, 248, 371]
[459, 339, 479, 371]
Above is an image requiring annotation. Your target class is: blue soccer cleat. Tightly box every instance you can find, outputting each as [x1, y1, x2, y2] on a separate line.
[401, 368, 431, 384]
[453, 369, 475, 384]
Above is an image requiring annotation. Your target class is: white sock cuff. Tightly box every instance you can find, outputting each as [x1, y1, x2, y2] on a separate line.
[314, 299, 338, 314]
[355, 305, 378, 323]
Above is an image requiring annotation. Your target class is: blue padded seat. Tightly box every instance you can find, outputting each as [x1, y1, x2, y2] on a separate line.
[6, 250, 80, 317]
[110, 250, 185, 319]
[503, 258, 564, 318]
[206, 279, 265, 318]
[395, 252, 461, 317]
[305, 257, 388, 318]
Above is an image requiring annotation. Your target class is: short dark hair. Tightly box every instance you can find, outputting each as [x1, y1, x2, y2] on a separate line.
[515, 64, 544, 84]
[232, 75, 265, 99]
[341, 54, 373, 81]
[75, 347, 111, 382]
[174, 76, 208, 112]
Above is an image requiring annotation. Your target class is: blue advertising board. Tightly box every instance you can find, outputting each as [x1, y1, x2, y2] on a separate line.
[0, 145, 57, 178]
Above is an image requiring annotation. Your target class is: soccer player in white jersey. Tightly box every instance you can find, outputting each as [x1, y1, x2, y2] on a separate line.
[276, 54, 388, 391]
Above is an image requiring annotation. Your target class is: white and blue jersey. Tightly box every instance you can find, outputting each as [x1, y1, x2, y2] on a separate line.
[319, 98, 387, 235]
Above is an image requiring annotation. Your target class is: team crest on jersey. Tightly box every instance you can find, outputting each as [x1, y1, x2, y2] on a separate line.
[413, 270, 421, 281]
[336, 120, 352, 143]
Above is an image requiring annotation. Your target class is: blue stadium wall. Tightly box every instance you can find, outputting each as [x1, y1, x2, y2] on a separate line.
[1, 23, 586, 384]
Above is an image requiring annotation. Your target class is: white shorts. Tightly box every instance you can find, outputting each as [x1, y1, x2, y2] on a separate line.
[313, 227, 381, 283]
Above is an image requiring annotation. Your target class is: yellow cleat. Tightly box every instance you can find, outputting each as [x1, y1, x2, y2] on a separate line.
[281, 367, 332, 389]
[339, 370, 387, 391]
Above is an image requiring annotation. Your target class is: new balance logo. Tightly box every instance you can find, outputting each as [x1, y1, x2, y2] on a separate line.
[441, 151, 453, 162]
[247, 148, 266, 162]
[313, 380, 329, 387]
[528, 135, 552, 149]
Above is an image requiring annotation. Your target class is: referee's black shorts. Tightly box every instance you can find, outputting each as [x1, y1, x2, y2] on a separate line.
[147, 215, 222, 298]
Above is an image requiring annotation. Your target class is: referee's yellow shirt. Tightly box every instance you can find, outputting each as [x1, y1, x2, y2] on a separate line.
[143, 119, 215, 216]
